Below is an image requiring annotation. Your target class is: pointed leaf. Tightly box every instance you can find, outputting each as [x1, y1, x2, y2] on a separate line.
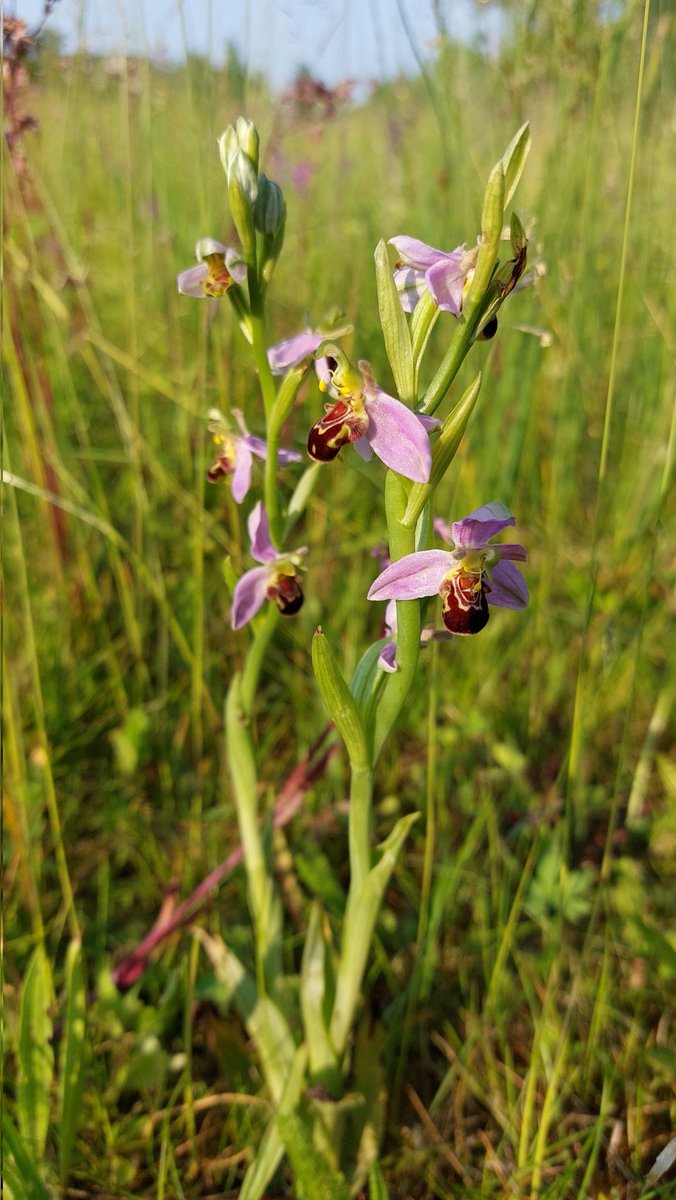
[18, 946, 54, 1162]
[238, 1045, 308, 1200]
[2, 1112, 51, 1200]
[374, 240, 414, 405]
[330, 814, 418, 1054]
[277, 1111, 352, 1200]
[368, 1161, 391, 1200]
[58, 939, 87, 1185]
[300, 904, 337, 1082]
[312, 628, 369, 771]
[500, 122, 531, 211]
[196, 929, 296, 1104]
[410, 288, 439, 375]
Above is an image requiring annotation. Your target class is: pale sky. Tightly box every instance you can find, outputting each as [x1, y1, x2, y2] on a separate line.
[11, 0, 502, 90]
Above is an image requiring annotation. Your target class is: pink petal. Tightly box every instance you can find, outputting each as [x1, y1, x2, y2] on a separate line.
[433, 516, 454, 544]
[497, 542, 528, 563]
[389, 236, 447, 270]
[378, 641, 398, 672]
[452, 504, 515, 548]
[248, 502, 277, 563]
[242, 435, 268, 460]
[353, 434, 374, 462]
[232, 409, 249, 437]
[367, 550, 454, 601]
[426, 253, 466, 315]
[489, 560, 529, 610]
[177, 263, 209, 297]
[231, 443, 254, 504]
[392, 266, 427, 312]
[277, 447, 302, 465]
[231, 567, 271, 629]
[365, 391, 433, 483]
[267, 330, 324, 374]
[224, 248, 247, 285]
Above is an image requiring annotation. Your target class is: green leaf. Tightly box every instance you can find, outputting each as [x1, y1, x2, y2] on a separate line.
[300, 904, 337, 1084]
[330, 814, 418, 1055]
[402, 373, 482, 527]
[500, 122, 531, 211]
[18, 946, 54, 1163]
[2, 1111, 51, 1200]
[312, 627, 369, 770]
[276, 1111, 352, 1200]
[238, 1045, 308, 1200]
[410, 288, 439, 376]
[195, 929, 296, 1103]
[368, 1160, 390, 1200]
[374, 240, 414, 405]
[270, 363, 307, 438]
[58, 938, 87, 1184]
[284, 463, 322, 540]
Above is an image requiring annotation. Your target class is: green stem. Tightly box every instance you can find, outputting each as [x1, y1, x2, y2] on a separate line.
[418, 315, 477, 416]
[240, 604, 280, 717]
[373, 472, 421, 760]
[247, 266, 283, 546]
[348, 765, 373, 891]
[225, 675, 273, 976]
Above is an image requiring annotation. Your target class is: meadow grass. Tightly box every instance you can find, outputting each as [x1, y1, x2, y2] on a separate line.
[3, 2, 675, 1196]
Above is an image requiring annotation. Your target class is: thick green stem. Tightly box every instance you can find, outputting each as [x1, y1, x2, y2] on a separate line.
[373, 473, 421, 760]
[225, 675, 276, 988]
[418, 316, 477, 416]
[240, 604, 280, 717]
[247, 266, 283, 546]
[348, 765, 374, 891]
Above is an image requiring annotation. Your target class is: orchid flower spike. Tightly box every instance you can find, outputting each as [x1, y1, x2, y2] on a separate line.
[207, 409, 301, 503]
[388, 236, 479, 315]
[307, 345, 440, 483]
[368, 503, 528, 636]
[231, 503, 308, 629]
[177, 237, 247, 298]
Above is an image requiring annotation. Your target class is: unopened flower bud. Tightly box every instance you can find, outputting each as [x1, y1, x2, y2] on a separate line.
[227, 151, 258, 260]
[254, 175, 285, 236]
[217, 126, 239, 179]
[236, 117, 259, 173]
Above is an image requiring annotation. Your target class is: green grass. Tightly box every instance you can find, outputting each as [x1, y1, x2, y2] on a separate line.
[3, 2, 675, 1196]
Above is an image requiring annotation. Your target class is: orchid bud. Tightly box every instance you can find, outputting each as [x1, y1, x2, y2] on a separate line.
[228, 150, 258, 261]
[254, 175, 285, 236]
[236, 117, 260, 174]
[256, 177, 287, 281]
[217, 126, 238, 179]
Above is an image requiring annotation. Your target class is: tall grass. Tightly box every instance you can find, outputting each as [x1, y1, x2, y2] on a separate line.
[3, 1, 675, 1195]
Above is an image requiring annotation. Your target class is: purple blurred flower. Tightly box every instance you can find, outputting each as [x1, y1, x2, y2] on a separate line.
[368, 503, 528, 636]
[292, 161, 315, 193]
[177, 237, 247, 298]
[389, 235, 477, 315]
[207, 409, 301, 503]
[232, 503, 307, 629]
[307, 351, 440, 483]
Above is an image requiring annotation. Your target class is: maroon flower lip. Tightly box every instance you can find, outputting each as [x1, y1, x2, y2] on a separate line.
[307, 399, 368, 462]
[440, 572, 490, 636]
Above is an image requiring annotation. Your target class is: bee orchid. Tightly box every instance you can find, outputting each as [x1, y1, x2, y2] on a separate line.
[368, 503, 528, 636]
